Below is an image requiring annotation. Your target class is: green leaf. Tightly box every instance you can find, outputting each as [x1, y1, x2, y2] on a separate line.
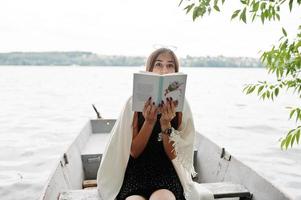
[289, 109, 296, 119]
[247, 85, 256, 94]
[253, 1, 260, 12]
[262, 92, 266, 100]
[240, 0, 247, 5]
[231, 9, 240, 20]
[275, 87, 279, 96]
[252, 13, 257, 22]
[296, 109, 301, 122]
[242, 85, 248, 93]
[207, 6, 212, 14]
[261, 13, 265, 24]
[264, 10, 269, 18]
[282, 27, 287, 37]
[192, 6, 198, 21]
[289, 0, 293, 12]
[281, 137, 286, 149]
[214, 5, 220, 12]
[258, 85, 264, 94]
[291, 133, 296, 147]
[296, 129, 300, 144]
[178, 0, 184, 7]
[240, 8, 247, 23]
[260, 2, 266, 10]
[285, 133, 293, 149]
[276, 68, 280, 78]
[185, 3, 195, 14]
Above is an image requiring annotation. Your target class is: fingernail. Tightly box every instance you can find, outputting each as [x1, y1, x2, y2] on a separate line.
[152, 102, 155, 105]
[170, 97, 173, 101]
[166, 97, 169, 101]
[161, 100, 164, 104]
[148, 97, 151, 100]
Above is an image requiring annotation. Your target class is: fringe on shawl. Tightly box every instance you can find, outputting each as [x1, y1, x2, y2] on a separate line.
[169, 129, 197, 177]
[168, 129, 198, 199]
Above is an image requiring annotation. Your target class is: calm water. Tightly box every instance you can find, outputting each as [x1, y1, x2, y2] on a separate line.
[0, 66, 300, 200]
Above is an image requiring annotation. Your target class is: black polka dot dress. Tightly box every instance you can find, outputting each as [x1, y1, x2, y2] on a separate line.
[116, 112, 186, 200]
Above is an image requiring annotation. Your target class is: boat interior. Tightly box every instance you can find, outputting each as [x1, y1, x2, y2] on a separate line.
[41, 119, 254, 200]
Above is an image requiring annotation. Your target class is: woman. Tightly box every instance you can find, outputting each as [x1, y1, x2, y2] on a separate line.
[97, 48, 213, 200]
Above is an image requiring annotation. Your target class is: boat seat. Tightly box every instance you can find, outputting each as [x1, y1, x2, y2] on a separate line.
[200, 182, 252, 199]
[59, 182, 252, 200]
[81, 133, 200, 180]
[59, 189, 100, 200]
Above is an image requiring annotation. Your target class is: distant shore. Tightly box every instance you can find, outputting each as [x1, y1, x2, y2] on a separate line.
[0, 51, 263, 68]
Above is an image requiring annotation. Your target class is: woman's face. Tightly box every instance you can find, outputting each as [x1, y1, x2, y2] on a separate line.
[152, 52, 176, 75]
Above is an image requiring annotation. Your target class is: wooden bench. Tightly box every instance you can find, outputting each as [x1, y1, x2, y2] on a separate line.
[200, 182, 252, 199]
[59, 182, 252, 200]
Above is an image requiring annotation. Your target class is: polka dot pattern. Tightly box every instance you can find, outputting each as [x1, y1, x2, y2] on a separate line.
[116, 114, 185, 200]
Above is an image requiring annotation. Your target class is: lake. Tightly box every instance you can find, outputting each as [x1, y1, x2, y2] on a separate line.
[0, 66, 300, 200]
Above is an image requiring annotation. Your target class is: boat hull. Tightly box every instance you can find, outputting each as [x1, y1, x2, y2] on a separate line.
[40, 119, 290, 200]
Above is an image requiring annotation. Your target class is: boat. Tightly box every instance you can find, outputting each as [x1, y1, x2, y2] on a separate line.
[39, 118, 290, 200]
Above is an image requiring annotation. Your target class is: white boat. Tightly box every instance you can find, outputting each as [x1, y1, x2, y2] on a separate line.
[39, 118, 290, 200]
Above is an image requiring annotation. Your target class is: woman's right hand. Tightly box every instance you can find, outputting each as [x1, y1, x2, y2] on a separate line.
[142, 97, 158, 125]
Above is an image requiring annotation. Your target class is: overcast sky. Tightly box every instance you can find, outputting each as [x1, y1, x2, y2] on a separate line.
[0, 0, 300, 57]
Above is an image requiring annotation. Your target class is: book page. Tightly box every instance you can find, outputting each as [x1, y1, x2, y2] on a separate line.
[161, 73, 187, 112]
[132, 73, 160, 112]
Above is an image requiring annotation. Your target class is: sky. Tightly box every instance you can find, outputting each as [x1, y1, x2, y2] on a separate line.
[0, 0, 300, 58]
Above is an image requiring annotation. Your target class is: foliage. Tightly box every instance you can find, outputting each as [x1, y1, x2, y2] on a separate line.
[179, 0, 301, 149]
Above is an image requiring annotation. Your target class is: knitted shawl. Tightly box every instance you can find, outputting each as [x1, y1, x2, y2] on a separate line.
[97, 96, 214, 200]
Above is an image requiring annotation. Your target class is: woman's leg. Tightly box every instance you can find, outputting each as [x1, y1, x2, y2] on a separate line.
[149, 189, 176, 200]
[125, 195, 147, 200]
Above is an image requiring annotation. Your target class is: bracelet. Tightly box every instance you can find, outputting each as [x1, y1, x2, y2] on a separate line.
[157, 127, 174, 142]
[162, 127, 174, 136]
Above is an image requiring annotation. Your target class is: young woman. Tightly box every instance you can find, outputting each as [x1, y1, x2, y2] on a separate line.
[117, 48, 184, 200]
[97, 48, 213, 200]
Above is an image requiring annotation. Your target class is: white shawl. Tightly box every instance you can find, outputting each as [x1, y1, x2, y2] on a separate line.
[96, 96, 214, 200]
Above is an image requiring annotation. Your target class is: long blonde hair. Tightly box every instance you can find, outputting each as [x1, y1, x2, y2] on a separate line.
[145, 48, 179, 72]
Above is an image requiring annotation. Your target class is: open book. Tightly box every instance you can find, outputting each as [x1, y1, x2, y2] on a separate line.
[132, 71, 187, 112]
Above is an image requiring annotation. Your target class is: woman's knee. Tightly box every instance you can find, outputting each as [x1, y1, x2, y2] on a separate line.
[125, 195, 147, 200]
[149, 189, 176, 200]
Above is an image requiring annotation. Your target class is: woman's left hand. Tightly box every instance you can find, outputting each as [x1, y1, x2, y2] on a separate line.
[158, 97, 176, 128]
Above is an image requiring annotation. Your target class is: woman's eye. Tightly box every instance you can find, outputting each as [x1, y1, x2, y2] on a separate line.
[155, 62, 162, 67]
[168, 64, 174, 68]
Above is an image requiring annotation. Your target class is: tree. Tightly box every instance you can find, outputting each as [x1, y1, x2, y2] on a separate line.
[178, 0, 301, 149]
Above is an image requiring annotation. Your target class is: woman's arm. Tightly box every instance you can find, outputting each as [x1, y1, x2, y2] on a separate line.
[160, 100, 182, 160]
[161, 122, 176, 160]
[130, 112, 156, 159]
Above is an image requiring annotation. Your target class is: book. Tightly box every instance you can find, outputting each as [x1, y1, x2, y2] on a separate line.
[132, 71, 187, 112]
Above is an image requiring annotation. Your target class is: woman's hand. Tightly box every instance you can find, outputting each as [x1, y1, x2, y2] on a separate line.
[159, 97, 177, 129]
[142, 97, 158, 125]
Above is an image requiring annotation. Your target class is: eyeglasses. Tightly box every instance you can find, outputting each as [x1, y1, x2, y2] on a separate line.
[153, 44, 178, 51]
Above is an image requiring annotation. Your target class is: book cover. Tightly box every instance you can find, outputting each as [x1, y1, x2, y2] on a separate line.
[132, 71, 187, 112]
